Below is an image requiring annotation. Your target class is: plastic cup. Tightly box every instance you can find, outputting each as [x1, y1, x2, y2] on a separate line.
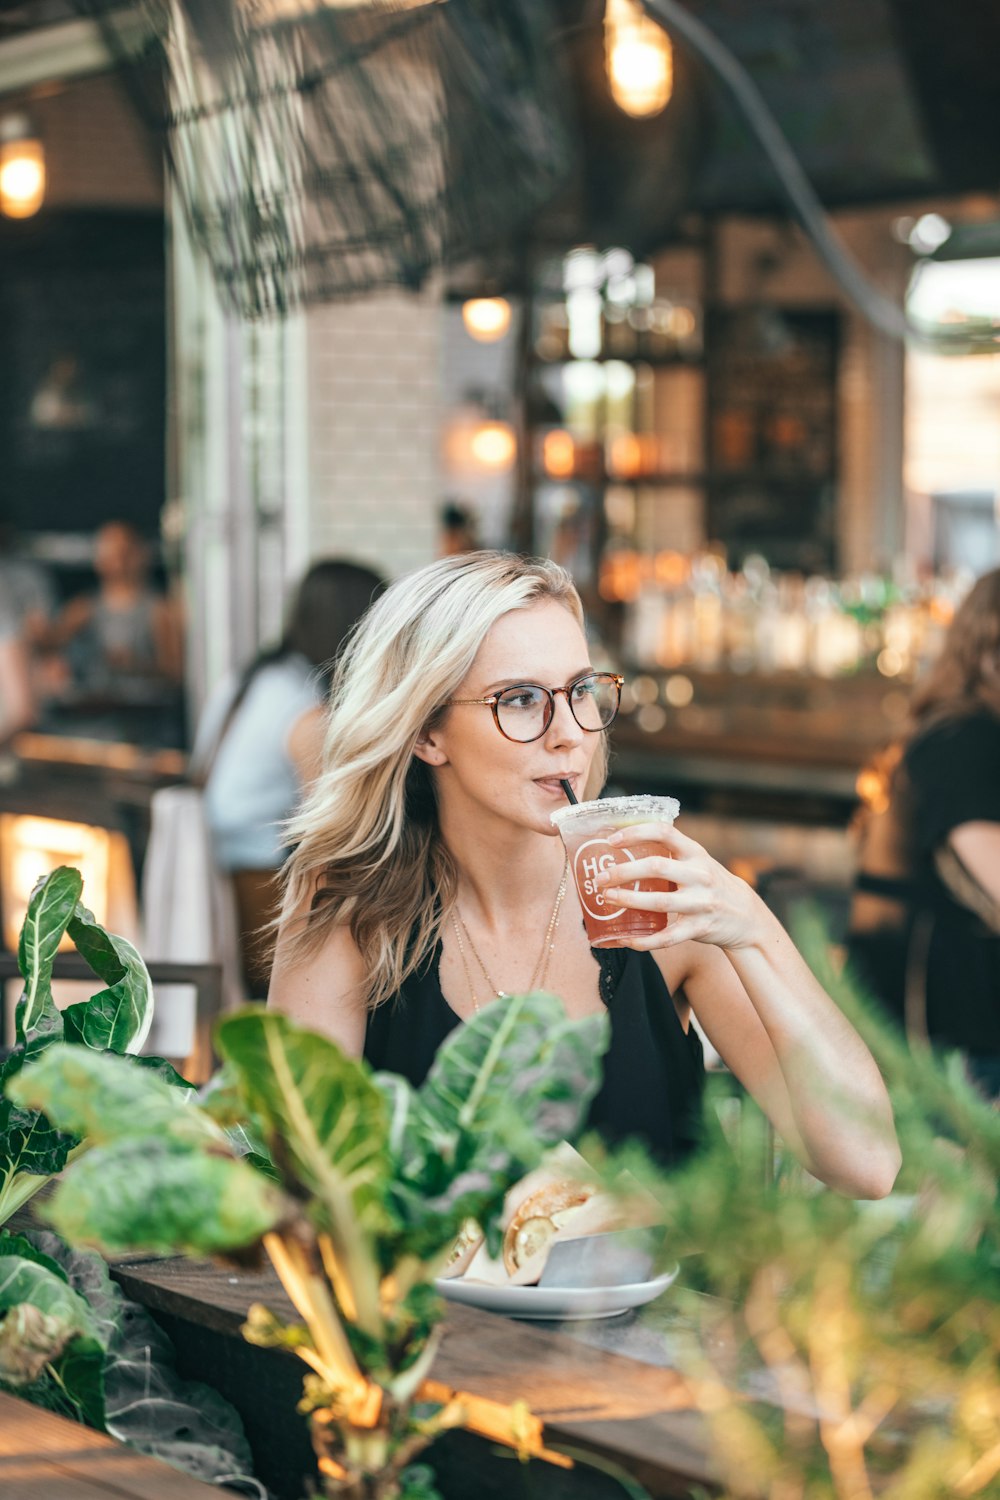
[551, 794, 680, 948]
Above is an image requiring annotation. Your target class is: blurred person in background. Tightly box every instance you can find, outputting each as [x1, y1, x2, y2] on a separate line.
[437, 500, 478, 557]
[44, 520, 183, 695]
[195, 558, 386, 996]
[0, 600, 34, 747]
[0, 524, 67, 710]
[0, 523, 55, 649]
[848, 567, 1000, 1099]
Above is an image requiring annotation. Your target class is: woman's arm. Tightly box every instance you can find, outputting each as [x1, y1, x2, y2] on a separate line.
[287, 705, 327, 791]
[948, 821, 1000, 907]
[594, 823, 901, 1199]
[39, 595, 93, 650]
[152, 595, 185, 682]
[0, 635, 34, 743]
[267, 888, 368, 1058]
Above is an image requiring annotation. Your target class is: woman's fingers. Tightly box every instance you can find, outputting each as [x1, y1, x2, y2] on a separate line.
[602, 882, 680, 906]
[593, 818, 762, 952]
[594, 853, 685, 888]
[603, 883, 701, 912]
[606, 821, 703, 856]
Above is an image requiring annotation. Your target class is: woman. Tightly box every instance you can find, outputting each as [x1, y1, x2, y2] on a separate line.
[848, 567, 1000, 1099]
[270, 552, 899, 1195]
[47, 521, 183, 689]
[197, 558, 386, 994]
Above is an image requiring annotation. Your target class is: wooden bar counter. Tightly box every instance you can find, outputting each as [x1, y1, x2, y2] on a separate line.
[109, 1254, 722, 1500]
[608, 666, 903, 822]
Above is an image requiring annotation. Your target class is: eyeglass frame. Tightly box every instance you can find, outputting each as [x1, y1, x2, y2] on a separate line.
[446, 671, 625, 743]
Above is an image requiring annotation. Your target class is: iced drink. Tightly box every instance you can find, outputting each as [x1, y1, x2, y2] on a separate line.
[551, 795, 680, 948]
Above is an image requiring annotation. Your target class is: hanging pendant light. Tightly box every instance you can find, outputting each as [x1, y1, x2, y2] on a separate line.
[469, 418, 516, 472]
[604, 0, 673, 119]
[0, 114, 46, 220]
[443, 392, 517, 476]
[461, 297, 512, 342]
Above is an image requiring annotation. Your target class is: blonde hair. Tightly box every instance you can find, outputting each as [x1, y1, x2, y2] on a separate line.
[281, 551, 608, 1007]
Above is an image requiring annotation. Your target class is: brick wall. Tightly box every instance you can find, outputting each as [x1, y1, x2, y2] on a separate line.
[439, 301, 520, 549]
[17, 72, 162, 211]
[304, 291, 443, 578]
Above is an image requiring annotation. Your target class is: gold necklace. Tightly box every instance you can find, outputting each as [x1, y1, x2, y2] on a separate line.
[449, 860, 569, 1015]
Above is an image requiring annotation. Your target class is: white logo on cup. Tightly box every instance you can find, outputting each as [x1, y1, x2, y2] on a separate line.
[573, 840, 640, 922]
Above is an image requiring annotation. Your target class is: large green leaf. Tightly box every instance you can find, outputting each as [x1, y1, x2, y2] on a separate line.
[129, 1055, 196, 1091]
[217, 1009, 392, 1232]
[197, 1063, 245, 1126]
[379, 994, 610, 1260]
[0, 1231, 68, 1284]
[419, 993, 609, 1148]
[218, 1010, 393, 1335]
[48, 1332, 106, 1429]
[5, 1045, 217, 1149]
[6, 1047, 283, 1257]
[24, 1228, 260, 1490]
[0, 881, 178, 1231]
[43, 1138, 286, 1257]
[0, 1045, 78, 1226]
[0, 1253, 107, 1420]
[15, 867, 82, 1046]
[0, 1097, 76, 1194]
[61, 903, 153, 1055]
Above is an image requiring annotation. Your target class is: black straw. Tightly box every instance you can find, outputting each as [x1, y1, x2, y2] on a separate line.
[560, 778, 578, 805]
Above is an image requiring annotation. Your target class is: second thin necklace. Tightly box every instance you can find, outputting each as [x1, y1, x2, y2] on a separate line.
[450, 858, 569, 1014]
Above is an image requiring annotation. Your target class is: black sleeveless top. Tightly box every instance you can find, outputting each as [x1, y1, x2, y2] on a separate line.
[364, 943, 705, 1169]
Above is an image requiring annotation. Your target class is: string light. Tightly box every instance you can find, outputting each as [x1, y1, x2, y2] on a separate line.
[604, 0, 673, 119]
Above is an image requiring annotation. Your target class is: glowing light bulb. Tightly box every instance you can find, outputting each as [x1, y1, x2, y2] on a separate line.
[605, 0, 673, 119]
[461, 297, 512, 342]
[543, 429, 576, 478]
[469, 420, 516, 472]
[0, 124, 45, 220]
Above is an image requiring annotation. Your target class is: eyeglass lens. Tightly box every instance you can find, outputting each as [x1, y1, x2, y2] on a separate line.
[496, 674, 619, 741]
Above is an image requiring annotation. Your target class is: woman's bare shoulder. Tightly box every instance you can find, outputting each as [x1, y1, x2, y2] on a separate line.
[268, 896, 368, 1057]
[650, 936, 730, 994]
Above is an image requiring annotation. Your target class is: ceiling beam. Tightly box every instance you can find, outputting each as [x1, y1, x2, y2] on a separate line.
[0, 16, 115, 97]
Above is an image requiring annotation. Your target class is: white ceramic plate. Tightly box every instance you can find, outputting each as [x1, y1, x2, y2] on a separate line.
[435, 1265, 678, 1321]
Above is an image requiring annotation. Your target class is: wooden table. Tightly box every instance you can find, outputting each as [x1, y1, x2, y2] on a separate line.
[0, 1390, 223, 1499]
[110, 1254, 722, 1500]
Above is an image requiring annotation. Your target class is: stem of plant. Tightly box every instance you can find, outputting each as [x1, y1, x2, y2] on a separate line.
[264, 1230, 366, 1397]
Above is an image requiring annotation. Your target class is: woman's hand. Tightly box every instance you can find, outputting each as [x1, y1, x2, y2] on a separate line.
[594, 821, 763, 951]
[597, 821, 901, 1199]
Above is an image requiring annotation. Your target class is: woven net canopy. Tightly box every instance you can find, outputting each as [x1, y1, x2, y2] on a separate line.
[82, 0, 571, 316]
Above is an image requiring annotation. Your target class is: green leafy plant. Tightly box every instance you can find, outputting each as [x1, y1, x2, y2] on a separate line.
[0, 1226, 262, 1491]
[9, 995, 611, 1498]
[638, 907, 1000, 1500]
[0, 866, 259, 1491]
[0, 865, 189, 1228]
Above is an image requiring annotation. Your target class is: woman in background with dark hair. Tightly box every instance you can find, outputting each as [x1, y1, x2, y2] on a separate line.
[847, 567, 1000, 1098]
[196, 558, 386, 995]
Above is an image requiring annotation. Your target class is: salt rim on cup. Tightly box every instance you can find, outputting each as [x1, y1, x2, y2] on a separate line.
[550, 794, 680, 830]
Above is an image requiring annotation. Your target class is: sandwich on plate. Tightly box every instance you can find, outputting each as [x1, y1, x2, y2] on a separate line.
[440, 1142, 660, 1288]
